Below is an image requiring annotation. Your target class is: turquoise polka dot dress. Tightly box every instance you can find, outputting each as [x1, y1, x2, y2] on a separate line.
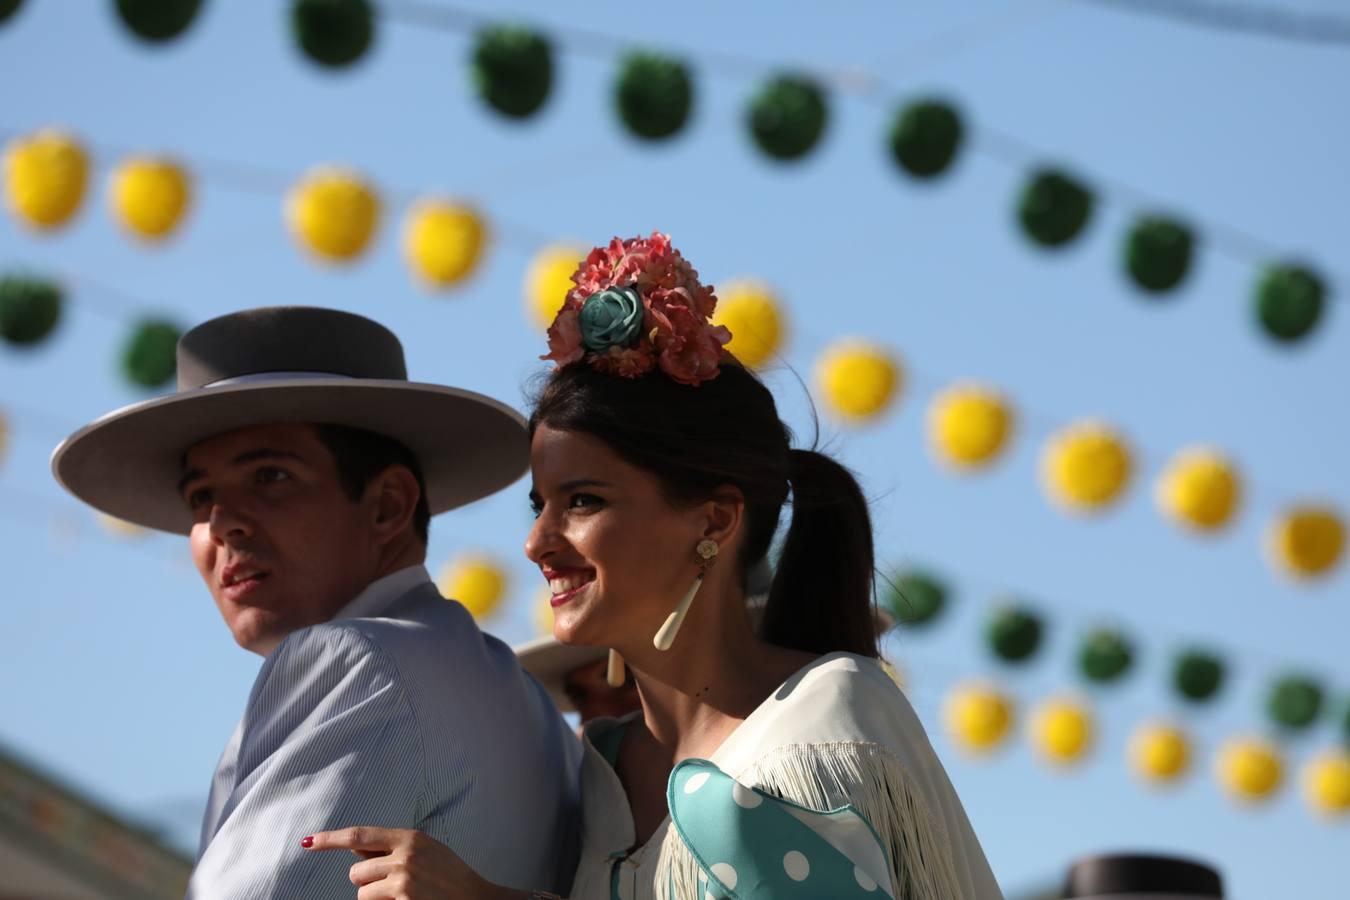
[667, 759, 894, 898]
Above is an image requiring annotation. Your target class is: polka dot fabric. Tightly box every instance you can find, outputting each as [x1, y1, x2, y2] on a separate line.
[668, 759, 896, 898]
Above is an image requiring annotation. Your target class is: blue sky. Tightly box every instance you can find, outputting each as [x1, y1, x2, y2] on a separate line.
[1, 2, 1347, 897]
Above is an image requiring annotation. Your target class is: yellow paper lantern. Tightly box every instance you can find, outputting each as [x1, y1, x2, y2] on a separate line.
[286, 167, 380, 262]
[1156, 447, 1240, 532]
[1031, 697, 1093, 766]
[109, 157, 190, 241]
[525, 245, 583, 329]
[1266, 506, 1345, 579]
[944, 683, 1013, 754]
[816, 340, 901, 424]
[1129, 722, 1191, 784]
[1303, 751, 1350, 818]
[1042, 420, 1132, 512]
[4, 129, 89, 230]
[0, 410, 8, 467]
[712, 280, 785, 369]
[1216, 737, 1284, 803]
[96, 513, 149, 540]
[403, 200, 487, 288]
[928, 383, 1013, 470]
[533, 584, 555, 636]
[437, 555, 508, 620]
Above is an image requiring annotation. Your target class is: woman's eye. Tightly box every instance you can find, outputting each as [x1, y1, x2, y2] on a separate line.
[569, 493, 603, 510]
[529, 501, 543, 519]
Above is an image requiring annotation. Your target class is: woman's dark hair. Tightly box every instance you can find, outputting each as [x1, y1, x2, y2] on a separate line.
[529, 363, 877, 657]
[314, 424, 431, 545]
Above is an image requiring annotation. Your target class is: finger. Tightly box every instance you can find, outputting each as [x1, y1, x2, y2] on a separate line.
[303, 827, 411, 853]
[349, 856, 400, 887]
[356, 882, 397, 900]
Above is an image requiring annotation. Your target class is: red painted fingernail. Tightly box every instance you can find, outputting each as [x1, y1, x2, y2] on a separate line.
[300, 836, 314, 848]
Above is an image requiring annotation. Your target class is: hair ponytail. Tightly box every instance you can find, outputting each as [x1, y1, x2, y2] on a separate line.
[760, 448, 878, 658]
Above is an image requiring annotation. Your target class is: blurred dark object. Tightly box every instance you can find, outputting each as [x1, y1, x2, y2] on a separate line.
[122, 319, 181, 389]
[0, 274, 63, 347]
[889, 98, 963, 178]
[1266, 672, 1325, 730]
[1078, 628, 1134, 684]
[1019, 169, 1093, 248]
[987, 604, 1044, 663]
[884, 569, 947, 627]
[747, 75, 827, 161]
[292, 0, 374, 69]
[1062, 853, 1222, 897]
[472, 26, 553, 119]
[1172, 648, 1226, 702]
[1125, 216, 1194, 294]
[615, 52, 693, 141]
[1255, 263, 1325, 343]
[0, 0, 23, 26]
[115, 0, 203, 43]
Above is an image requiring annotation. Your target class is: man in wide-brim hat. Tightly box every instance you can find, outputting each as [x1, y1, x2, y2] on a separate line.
[52, 306, 581, 898]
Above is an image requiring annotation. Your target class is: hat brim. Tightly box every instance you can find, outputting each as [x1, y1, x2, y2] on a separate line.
[51, 379, 529, 534]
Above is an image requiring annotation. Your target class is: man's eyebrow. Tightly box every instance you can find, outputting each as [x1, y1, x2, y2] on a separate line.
[177, 449, 308, 496]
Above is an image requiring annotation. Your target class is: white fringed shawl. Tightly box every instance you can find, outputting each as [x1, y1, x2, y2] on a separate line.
[569, 653, 1004, 900]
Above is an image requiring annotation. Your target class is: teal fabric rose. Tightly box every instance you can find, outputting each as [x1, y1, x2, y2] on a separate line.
[579, 285, 644, 352]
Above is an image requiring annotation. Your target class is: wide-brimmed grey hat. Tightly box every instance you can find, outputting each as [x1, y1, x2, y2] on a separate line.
[51, 306, 530, 534]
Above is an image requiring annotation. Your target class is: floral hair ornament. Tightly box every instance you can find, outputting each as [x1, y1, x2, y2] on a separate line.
[540, 232, 733, 386]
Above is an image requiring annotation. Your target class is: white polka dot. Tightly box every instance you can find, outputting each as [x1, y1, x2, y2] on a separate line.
[710, 862, 738, 889]
[731, 782, 762, 808]
[855, 865, 878, 891]
[683, 771, 711, 794]
[783, 850, 810, 881]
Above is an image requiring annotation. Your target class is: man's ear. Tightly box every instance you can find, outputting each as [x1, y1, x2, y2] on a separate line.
[368, 465, 420, 544]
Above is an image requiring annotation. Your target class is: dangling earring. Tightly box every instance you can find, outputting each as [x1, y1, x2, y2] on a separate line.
[653, 539, 719, 651]
[606, 649, 626, 687]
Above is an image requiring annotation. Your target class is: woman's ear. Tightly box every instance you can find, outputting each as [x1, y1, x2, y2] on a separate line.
[700, 485, 746, 550]
[369, 464, 421, 544]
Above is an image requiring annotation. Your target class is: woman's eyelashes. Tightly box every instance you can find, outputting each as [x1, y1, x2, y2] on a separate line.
[529, 492, 606, 518]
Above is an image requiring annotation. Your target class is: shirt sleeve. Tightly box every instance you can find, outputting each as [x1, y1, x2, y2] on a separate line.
[188, 624, 430, 900]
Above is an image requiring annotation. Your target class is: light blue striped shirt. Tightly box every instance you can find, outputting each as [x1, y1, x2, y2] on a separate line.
[189, 566, 582, 898]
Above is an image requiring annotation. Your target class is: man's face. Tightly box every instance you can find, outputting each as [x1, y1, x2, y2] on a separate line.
[181, 423, 377, 656]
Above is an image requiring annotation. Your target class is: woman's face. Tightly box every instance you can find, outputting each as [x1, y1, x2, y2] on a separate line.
[525, 424, 712, 651]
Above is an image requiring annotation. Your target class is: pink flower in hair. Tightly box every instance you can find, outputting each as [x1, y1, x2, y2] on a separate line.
[540, 231, 731, 386]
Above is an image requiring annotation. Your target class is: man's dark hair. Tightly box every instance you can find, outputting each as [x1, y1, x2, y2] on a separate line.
[313, 424, 430, 545]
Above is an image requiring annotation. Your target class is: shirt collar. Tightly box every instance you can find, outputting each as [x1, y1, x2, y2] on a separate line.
[333, 565, 432, 621]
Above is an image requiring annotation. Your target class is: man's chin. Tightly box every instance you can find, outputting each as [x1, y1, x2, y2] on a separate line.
[227, 608, 290, 657]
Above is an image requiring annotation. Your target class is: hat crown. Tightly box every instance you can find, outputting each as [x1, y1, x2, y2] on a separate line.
[177, 306, 407, 390]
[1063, 854, 1222, 897]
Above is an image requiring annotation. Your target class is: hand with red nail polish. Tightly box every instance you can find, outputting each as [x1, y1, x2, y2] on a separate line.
[302, 827, 531, 899]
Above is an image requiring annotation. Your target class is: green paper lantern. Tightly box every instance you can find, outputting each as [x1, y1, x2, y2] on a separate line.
[986, 605, 1043, 663]
[1125, 216, 1194, 294]
[114, 0, 203, 43]
[0, 0, 24, 26]
[471, 26, 553, 119]
[122, 319, 180, 389]
[1255, 264, 1325, 343]
[0, 275, 63, 346]
[1342, 699, 1350, 748]
[885, 570, 947, 627]
[614, 52, 693, 141]
[1078, 629, 1134, 684]
[1267, 674, 1324, 731]
[291, 0, 373, 69]
[747, 75, 827, 162]
[1173, 650, 1225, 702]
[889, 99, 963, 179]
[1018, 169, 1093, 248]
